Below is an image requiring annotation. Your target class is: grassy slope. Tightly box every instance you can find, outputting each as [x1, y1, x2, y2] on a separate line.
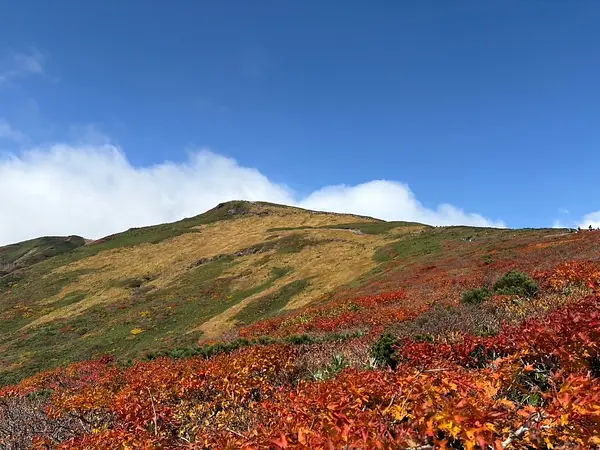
[0, 236, 85, 275]
[0, 200, 587, 387]
[0, 201, 419, 384]
[4, 230, 600, 449]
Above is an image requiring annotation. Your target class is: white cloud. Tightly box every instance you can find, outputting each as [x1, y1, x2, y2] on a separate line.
[0, 48, 45, 85]
[579, 212, 600, 229]
[0, 143, 505, 245]
[0, 119, 27, 143]
[553, 211, 600, 230]
[300, 181, 504, 228]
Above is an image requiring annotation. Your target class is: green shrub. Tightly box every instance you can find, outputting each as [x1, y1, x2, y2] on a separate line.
[371, 332, 399, 369]
[468, 344, 493, 368]
[414, 334, 434, 343]
[257, 335, 273, 345]
[284, 334, 316, 345]
[493, 270, 538, 298]
[461, 287, 491, 305]
[588, 355, 600, 378]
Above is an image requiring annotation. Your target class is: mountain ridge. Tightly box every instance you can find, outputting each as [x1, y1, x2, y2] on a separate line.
[0, 235, 86, 276]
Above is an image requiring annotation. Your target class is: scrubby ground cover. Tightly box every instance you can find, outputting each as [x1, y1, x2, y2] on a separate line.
[2, 247, 600, 448]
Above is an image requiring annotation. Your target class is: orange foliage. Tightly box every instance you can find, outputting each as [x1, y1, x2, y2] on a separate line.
[4, 256, 600, 448]
[535, 260, 600, 291]
[240, 290, 416, 338]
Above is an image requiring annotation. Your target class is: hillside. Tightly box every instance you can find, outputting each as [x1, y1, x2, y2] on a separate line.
[0, 201, 424, 385]
[2, 202, 600, 449]
[0, 236, 85, 276]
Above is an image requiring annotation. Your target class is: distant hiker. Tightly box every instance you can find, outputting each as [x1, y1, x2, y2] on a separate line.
[578, 227, 581, 232]
[590, 225, 594, 231]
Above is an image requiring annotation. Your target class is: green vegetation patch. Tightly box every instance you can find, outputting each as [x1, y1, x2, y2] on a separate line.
[325, 221, 424, 234]
[143, 330, 365, 362]
[53, 291, 87, 309]
[0, 236, 85, 274]
[0, 271, 24, 291]
[461, 287, 491, 305]
[0, 256, 297, 385]
[268, 220, 425, 235]
[275, 234, 324, 254]
[493, 270, 539, 298]
[235, 279, 310, 325]
[0, 267, 97, 336]
[374, 230, 444, 263]
[73, 200, 252, 258]
[371, 332, 399, 369]
[459, 270, 539, 306]
[271, 266, 292, 278]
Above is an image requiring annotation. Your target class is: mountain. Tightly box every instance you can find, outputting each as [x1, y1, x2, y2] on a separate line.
[0, 201, 424, 384]
[0, 235, 85, 276]
[2, 201, 600, 449]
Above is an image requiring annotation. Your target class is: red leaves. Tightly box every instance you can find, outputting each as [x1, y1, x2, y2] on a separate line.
[240, 290, 411, 338]
[272, 433, 289, 448]
[0, 356, 118, 400]
[536, 260, 600, 292]
[6, 333, 600, 449]
[398, 291, 600, 376]
[58, 427, 161, 450]
[5, 259, 600, 449]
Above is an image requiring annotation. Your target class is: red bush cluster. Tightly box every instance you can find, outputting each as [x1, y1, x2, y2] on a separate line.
[535, 260, 600, 292]
[239, 290, 414, 338]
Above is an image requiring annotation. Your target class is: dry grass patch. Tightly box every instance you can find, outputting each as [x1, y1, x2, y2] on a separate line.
[21, 209, 383, 329]
[194, 228, 392, 340]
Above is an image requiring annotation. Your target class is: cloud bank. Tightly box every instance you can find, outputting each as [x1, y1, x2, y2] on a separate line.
[578, 212, 600, 229]
[552, 212, 600, 230]
[0, 143, 506, 245]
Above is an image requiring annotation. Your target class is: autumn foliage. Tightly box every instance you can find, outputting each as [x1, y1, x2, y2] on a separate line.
[3, 231, 600, 448]
[239, 290, 419, 339]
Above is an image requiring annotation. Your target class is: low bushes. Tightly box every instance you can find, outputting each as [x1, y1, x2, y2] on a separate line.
[493, 270, 539, 297]
[461, 286, 491, 304]
[461, 270, 538, 305]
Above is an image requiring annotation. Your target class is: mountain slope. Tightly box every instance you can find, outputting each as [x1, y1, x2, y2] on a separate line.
[3, 203, 600, 448]
[0, 201, 425, 384]
[0, 235, 85, 276]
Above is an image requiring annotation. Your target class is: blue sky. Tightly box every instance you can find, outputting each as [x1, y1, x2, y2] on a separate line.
[1, 1, 599, 244]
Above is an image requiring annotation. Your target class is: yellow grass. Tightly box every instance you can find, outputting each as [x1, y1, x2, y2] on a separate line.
[23, 205, 423, 337]
[194, 228, 384, 340]
[23, 208, 375, 328]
